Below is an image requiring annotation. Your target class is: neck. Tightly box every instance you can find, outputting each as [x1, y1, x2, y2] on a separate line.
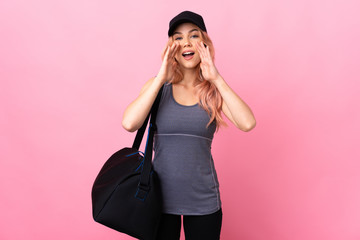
[178, 66, 199, 87]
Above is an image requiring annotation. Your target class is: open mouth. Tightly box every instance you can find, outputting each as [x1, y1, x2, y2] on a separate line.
[182, 51, 195, 60]
[182, 51, 195, 57]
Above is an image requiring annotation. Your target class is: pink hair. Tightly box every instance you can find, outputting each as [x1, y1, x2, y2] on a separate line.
[163, 30, 226, 130]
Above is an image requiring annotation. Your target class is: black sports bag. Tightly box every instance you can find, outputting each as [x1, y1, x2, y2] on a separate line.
[91, 86, 164, 240]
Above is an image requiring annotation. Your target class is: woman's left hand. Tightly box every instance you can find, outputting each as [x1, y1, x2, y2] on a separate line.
[195, 41, 220, 83]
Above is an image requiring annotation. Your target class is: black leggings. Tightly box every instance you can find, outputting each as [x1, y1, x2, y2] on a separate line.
[156, 208, 222, 240]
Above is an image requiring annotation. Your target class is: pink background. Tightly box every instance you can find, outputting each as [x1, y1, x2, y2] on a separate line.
[1, 0, 359, 239]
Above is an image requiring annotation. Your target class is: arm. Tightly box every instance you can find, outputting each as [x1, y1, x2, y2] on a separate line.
[122, 77, 163, 132]
[214, 76, 256, 132]
[122, 42, 180, 132]
[195, 41, 256, 132]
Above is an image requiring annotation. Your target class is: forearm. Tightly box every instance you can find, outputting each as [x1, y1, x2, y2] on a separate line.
[213, 76, 256, 131]
[122, 77, 164, 132]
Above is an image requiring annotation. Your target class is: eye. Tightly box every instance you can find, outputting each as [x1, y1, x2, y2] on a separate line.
[190, 35, 199, 39]
[174, 36, 182, 41]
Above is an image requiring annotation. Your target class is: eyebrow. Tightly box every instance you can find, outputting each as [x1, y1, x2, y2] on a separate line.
[173, 29, 199, 35]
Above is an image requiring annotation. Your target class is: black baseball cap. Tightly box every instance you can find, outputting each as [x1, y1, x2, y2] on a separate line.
[168, 11, 207, 37]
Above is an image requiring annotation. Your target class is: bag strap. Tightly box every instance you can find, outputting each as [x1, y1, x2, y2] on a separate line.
[132, 85, 164, 150]
[132, 113, 150, 150]
[134, 85, 164, 201]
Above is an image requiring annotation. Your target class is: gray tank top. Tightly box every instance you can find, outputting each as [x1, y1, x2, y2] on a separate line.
[153, 83, 221, 215]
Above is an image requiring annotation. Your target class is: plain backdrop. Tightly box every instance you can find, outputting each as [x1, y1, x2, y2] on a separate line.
[1, 0, 359, 239]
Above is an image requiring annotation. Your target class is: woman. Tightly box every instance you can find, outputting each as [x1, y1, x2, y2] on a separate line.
[122, 11, 256, 240]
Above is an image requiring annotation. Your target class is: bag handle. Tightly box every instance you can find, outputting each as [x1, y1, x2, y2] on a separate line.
[133, 85, 164, 201]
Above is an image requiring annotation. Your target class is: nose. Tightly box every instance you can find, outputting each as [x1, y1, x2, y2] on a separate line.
[183, 40, 192, 48]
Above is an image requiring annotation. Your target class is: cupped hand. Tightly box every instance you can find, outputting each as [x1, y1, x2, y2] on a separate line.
[195, 41, 220, 83]
[157, 42, 179, 83]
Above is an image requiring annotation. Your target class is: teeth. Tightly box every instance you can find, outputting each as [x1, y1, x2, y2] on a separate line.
[183, 52, 194, 56]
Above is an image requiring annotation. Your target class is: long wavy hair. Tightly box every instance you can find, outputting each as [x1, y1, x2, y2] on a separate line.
[163, 30, 226, 131]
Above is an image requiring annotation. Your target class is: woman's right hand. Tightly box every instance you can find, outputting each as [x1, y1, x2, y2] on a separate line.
[122, 42, 179, 132]
[156, 42, 179, 83]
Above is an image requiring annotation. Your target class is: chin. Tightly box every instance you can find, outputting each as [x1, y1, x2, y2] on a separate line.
[182, 63, 199, 69]
[175, 53, 201, 70]
[178, 60, 201, 70]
